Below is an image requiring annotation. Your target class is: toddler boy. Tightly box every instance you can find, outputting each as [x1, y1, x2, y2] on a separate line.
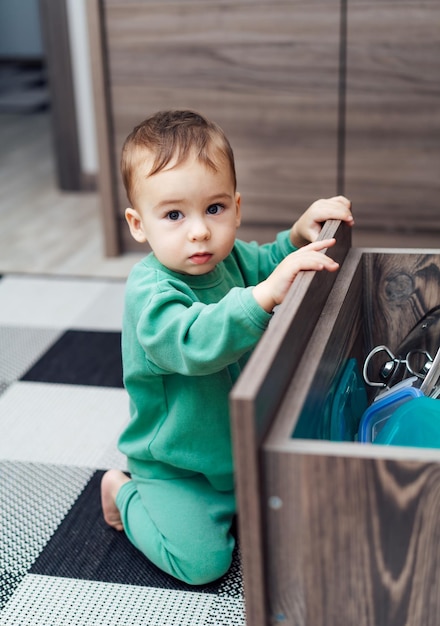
[101, 110, 353, 585]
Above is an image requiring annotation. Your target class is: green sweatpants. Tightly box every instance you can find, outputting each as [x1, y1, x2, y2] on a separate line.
[116, 471, 236, 585]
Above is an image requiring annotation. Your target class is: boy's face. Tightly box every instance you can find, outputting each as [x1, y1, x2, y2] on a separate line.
[125, 151, 241, 275]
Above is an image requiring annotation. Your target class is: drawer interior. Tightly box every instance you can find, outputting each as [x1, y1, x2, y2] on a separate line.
[286, 248, 440, 442]
[258, 247, 440, 626]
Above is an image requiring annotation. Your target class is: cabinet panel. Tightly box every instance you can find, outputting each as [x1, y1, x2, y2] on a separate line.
[231, 238, 440, 625]
[263, 449, 440, 626]
[345, 4, 440, 233]
[102, 1, 340, 252]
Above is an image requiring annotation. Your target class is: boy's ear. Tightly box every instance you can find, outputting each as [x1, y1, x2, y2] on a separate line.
[235, 192, 242, 228]
[125, 208, 147, 243]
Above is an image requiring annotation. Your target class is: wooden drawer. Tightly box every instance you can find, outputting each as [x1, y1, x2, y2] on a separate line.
[231, 221, 440, 626]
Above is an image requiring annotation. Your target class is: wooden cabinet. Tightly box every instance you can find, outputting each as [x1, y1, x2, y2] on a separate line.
[88, 0, 340, 254]
[88, 1, 440, 256]
[345, 2, 440, 233]
[231, 221, 440, 625]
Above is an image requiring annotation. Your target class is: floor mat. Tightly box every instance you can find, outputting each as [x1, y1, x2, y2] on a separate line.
[0, 274, 244, 625]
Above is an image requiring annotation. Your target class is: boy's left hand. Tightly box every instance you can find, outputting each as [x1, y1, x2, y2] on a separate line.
[290, 195, 353, 248]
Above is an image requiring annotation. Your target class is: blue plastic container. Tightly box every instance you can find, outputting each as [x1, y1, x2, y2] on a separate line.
[358, 380, 423, 443]
[375, 396, 440, 448]
[329, 358, 367, 441]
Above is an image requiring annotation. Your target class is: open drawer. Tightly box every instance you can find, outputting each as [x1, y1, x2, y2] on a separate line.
[231, 221, 440, 626]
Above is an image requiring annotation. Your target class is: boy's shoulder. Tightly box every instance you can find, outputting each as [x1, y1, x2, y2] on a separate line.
[124, 255, 188, 316]
[126, 254, 180, 291]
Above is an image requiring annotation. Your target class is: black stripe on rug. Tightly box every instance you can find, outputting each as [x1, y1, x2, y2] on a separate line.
[30, 471, 224, 594]
[21, 330, 123, 388]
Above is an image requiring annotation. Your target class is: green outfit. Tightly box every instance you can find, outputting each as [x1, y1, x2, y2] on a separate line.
[117, 231, 296, 584]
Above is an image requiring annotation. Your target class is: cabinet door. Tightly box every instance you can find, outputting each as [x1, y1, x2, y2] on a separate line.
[102, 1, 340, 252]
[345, 3, 440, 234]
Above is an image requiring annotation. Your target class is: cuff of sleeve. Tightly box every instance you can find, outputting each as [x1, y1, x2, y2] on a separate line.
[238, 286, 273, 329]
[276, 229, 298, 255]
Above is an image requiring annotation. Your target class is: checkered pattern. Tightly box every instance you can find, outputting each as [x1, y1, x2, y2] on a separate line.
[0, 274, 245, 625]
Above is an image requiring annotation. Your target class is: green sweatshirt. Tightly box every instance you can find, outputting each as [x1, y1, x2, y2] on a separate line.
[119, 231, 296, 491]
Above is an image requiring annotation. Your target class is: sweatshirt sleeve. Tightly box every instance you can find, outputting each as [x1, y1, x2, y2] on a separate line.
[136, 284, 272, 376]
[232, 230, 297, 285]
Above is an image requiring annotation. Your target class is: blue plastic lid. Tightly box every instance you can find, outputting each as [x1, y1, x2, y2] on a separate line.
[375, 396, 440, 448]
[358, 384, 423, 443]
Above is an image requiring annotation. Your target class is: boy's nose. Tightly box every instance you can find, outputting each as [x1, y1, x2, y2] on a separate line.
[188, 219, 210, 241]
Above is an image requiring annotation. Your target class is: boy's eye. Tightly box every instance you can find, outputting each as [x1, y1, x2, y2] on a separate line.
[166, 210, 183, 221]
[206, 204, 224, 215]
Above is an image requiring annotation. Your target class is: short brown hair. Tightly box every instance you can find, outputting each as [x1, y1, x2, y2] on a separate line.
[121, 110, 237, 207]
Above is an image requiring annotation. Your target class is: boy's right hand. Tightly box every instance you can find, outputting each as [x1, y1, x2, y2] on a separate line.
[252, 238, 338, 313]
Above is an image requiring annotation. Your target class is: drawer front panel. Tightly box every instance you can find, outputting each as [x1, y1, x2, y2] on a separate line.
[263, 450, 440, 626]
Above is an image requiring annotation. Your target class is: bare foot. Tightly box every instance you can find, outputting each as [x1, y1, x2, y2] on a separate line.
[101, 469, 131, 531]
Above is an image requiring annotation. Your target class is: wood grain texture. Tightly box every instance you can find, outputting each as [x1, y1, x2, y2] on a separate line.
[345, 3, 440, 232]
[230, 220, 351, 626]
[101, 1, 340, 252]
[363, 252, 440, 354]
[262, 450, 440, 626]
[91, 1, 440, 255]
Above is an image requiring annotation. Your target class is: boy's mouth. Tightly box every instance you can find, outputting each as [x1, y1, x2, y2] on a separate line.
[189, 252, 213, 265]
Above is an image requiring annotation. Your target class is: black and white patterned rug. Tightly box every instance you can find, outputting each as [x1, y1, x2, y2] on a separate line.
[0, 273, 244, 625]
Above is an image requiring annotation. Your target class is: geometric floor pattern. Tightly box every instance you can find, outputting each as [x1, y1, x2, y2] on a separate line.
[0, 274, 245, 625]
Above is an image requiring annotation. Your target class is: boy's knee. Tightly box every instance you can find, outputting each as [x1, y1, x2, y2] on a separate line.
[177, 545, 233, 586]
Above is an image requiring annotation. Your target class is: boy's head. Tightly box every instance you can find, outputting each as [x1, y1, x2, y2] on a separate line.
[121, 110, 241, 276]
[121, 110, 237, 209]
